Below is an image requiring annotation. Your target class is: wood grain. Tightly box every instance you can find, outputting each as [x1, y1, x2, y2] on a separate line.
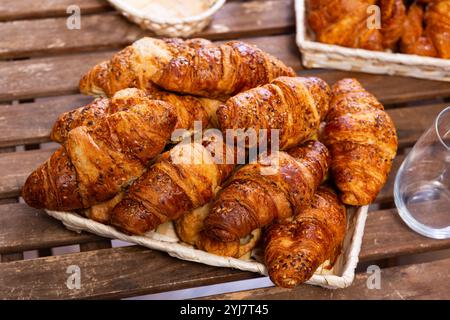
[2, 200, 450, 271]
[0, 148, 54, 199]
[0, 245, 259, 299]
[2, 34, 450, 104]
[0, 203, 101, 254]
[0, 96, 444, 150]
[0, 0, 294, 59]
[201, 258, 450, 300]
[0, 95, 92, 148]
[0, 0, 111, 21]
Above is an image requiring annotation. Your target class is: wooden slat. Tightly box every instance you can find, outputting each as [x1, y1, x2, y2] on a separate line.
[79, 240, 112, 251]
[0, 149, 54, 199]
[0, 95, 91, 148]
[0, 245, 259, 299]
[2, 33, 450, 103]
[0, 203, 101, 254]
[202, 258, 450, 300]
[0, 0, 294, 59]
[1, 95, 444, 150]
[0, 35, 300, 102]
[0, 0, 112, 21]
[1, 199, 450, 286]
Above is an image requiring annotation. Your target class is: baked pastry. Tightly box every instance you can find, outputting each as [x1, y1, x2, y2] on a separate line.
[217, 77, 331, 150]
[264, 186, 347, 288]
[322, 78, 398, 205]
[203, 140, 330, 242]
[308, 0, 384, 51]
[110, 136, 235, 235]
[79, 37, 295, 99]
[22, 100, 176, 211]
[380, 0, 407, 49]
[174, 203, 262, 258]
[51, 87, 221, 143]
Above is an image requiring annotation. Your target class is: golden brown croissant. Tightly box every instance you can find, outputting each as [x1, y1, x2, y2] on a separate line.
[110, 137, 235, 235]
[217, 77, 331, 150]
[264, 186, 347, 288]
[380, 0, 406, 49]
[203, 140, 330, 243]
[425, 0, 450, 58]
[174, 203, 262, 258]
[22, 101, 176, 211]
[322, 78, 398, 206]
[79, 37, 295, 99]
[308, 0, 384, 51]
[401, 2, 439, 57]
[51, 88, 221, 144]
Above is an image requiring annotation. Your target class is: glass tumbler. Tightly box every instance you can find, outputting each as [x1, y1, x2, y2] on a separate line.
[394, 106, 450, 239]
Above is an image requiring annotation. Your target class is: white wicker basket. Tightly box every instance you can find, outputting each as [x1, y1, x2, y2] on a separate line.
[108, 0, 226, 37]
[295, 0, 450, 82]
[46, 205, 368, 289]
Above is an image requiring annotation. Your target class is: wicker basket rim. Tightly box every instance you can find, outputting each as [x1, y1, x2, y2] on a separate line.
[295, 0, 450, 68]
[107, 0, 226, 24]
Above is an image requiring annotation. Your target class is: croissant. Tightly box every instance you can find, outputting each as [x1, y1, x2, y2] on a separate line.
[322, 78, 398, 206]
[203, 140, 330, 243]
[110, 137, 235, 235]
[264, 186, 347, 288]
[401, 2, 439, 57]
[174, 203, 262, 258]
[307, 0, 384, 51]
[51, 87, 221, 143]
[425, 0, 450, 59]
[217, 77, 331, 150]
[380, 0, 406, 49]
[79, 37, 295, 99]
[22, 100, 176, 211]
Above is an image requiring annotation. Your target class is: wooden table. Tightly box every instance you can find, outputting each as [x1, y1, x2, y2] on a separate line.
[0, 0, 449, 300]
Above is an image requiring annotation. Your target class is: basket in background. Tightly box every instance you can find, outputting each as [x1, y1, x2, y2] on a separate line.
[295, 0, 450, 82]
[108, 0, 226, 37]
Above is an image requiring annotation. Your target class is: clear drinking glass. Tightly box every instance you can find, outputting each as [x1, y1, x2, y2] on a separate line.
[394, 106, 450, 239]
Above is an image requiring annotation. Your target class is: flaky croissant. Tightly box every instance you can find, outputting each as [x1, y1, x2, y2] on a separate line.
[401, 2, 439, 57]
[203, 140, 330, 243]
[217, 77, 331, 150]
[174, 203, 262, 258]
[308, 0, 384, 51]
[22, 100, 176, 211]
[110, 137, 235, 235]
[79, 37, 295, 99]
[322, 78, 398, 206]
[380, 0, 406, 49]
[264, 186, 347, 288]
[425, 0, 450, 58]
[51, 87, 221, 144]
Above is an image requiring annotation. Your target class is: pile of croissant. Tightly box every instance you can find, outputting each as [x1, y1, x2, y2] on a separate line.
[22, 37, 398, 288]
[308, 0, 450, 59]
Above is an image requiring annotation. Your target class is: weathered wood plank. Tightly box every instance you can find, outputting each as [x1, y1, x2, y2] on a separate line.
[0, 149, 54, 199]
[0, 35, 300, 102]
[0, 203, 101, 254]
[1, 95, 444, 149]
[1, 33, 450, 104]
[0, 245, 259, 299]
[1, 252, 24, 262]
[0, 95, 92, 148]
[0, 0, 112, 21]
[0, 0, 294, 59]
[201, 258, 450, 300]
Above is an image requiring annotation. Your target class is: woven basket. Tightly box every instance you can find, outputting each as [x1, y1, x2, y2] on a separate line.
[107, 0, 226, 38]
[295, 0, 450, 82]
[46, 205, 368, 289]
